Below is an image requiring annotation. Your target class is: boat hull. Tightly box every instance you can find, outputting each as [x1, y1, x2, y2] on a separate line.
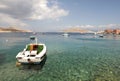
[17, 54, 46, 64]
[16, 43, 47, 64]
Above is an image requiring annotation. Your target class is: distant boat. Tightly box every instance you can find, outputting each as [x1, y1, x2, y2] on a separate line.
[16, 36, 46, 65]
[99, 34, 104, 38]
[32, 32, 37, 35]
[94, 32, 97, 35]
[62, 33, 69, 37]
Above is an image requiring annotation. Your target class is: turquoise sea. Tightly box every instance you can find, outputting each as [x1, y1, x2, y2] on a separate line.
[0, 32, 120, 81]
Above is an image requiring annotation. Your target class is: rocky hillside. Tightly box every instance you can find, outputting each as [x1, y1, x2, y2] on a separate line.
[0, 27, 32, 32]
[62, 27, 94, 33]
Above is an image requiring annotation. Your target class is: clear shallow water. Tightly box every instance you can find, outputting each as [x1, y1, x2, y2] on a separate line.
[0, 33, 120, 81]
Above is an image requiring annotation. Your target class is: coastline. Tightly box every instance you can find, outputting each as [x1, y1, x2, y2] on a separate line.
[0, 27, 32, 33]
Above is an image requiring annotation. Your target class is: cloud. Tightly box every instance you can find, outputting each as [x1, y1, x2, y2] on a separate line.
[0, 0, 68, 26]
[0, 0, 34, 19]
[98, 24, 120, 29]
[0, 13, 27, 27]
[30, 0, 69, 20]
[0, 2, 8, 9]
[80, 24, 120, 30]
[66, 24, 120, 31]
[79, 25, 95, 29]
[72, 25, 95, 30]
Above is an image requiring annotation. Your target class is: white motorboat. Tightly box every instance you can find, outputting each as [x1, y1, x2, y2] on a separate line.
[16, 36, 46, 64]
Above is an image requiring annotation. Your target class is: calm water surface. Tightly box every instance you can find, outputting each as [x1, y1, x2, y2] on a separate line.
[0, 33, 120, 81]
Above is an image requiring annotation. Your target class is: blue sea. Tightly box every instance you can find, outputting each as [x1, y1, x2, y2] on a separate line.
[0, 32, 120, 81]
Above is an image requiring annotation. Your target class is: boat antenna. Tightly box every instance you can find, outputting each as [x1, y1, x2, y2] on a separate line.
[35, 37, 38, 44]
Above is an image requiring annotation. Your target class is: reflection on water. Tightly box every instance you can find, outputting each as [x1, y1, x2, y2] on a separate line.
[18, 55, 47, 71]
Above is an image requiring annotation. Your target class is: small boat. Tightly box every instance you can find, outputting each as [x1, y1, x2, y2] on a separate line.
[16, 36, 46, 64]
[62, 33, 69, 37]
[99, 34, 104, 38]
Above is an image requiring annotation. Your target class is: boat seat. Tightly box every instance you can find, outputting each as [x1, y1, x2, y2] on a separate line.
[33, 45, 38, 50]
[30, 51, 37, 55]
[24, 51, 30, 57]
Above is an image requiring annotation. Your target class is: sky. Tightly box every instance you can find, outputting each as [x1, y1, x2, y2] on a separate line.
[0, 0, 120, 32]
